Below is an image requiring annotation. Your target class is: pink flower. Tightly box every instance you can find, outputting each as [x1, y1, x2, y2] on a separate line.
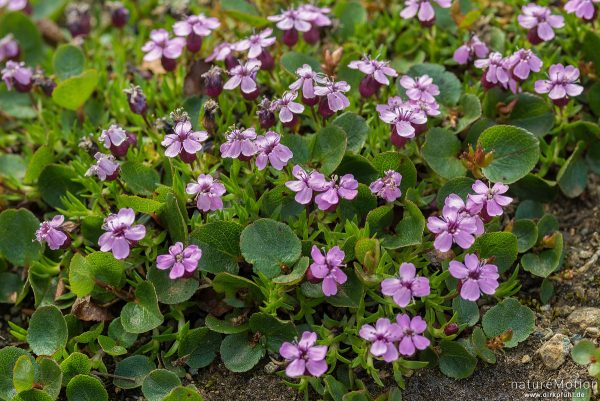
[268, 8, 313, 32]
[349, 56, 398, 97]
[0, 0, 28, 11]
[1, 61, 32, 92]
[223, 59, 261, 98]
[518, 4, 564, 43]
[289, 64, 320, 104]
[142, 29, 186, 71]
[409, 98, 441, 117]
[453, 35, 489, 65]
[309, 246, 347, 296]
[162, 120, 208, 163]
[400, 75, 439, 103]
[220, 127, 258, 159]
[173, 14, 220, 52]
[298, 4, 332, 27]
[274, 91, 305, 125]
[396, 314, 430, 356]
[506, 49, 543, 81]
[377, 100, 427, 144]
[156, 242, 202, 279]
[99, 124, 136, 157]
[400, 0, 451, 24]
[235, 28, 276, 59]
[98, 208, 146, 260]
[369, 170, 402, 202]
[279, 331, 328, 378]
[205, 42, 239, 70]
[314, 79, 351, 117]
[444, 194, 485, 234]
[449, 253, 499, 301]
[186, 174, 226, 212]
[0, 34, 19, 63]
[285, 165, 327, 205]
[474, 52, 511, 90]
[468, 180, 513, 218]
[359, 318, 402, 362]
[535, 64, 584, 107]
[381, 263, 430, 307]
[314, 174, 358, 211]
[36, 215, 68, 250]
[254, 131, 293, 171]
[85, 152, 120, 182]
[565, 0, 599, 21]
[427, 195, 480, 252]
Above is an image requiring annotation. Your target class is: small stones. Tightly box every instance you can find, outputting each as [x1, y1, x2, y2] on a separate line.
[521, 354, 531, 364]
[567, 307, 600, 337]
[536, 333, 572, 369]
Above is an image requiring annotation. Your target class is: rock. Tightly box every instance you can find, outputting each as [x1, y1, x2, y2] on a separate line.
[536, 333, 572, 370]
[568, 307, 600, 337]
[521, 355, 531, 364]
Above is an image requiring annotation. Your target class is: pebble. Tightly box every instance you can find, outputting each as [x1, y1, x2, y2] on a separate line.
[568, 307, 600, 337]
[521, 355, 531, 364]
[536, 333, 572, 370]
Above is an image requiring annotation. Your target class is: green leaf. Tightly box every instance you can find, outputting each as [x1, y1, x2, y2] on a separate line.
[327, 270, 364, 308]
[0, 272, 22, 303]
[439, 340, 477, 379]
[422, 128, 466, 179]
[113, 355, 155, 389]
[280, 52, 321, 75]
[117, 195, 163, 214]
[521, 232, 563, 278]
[572, 340, 596, 365]
[583, 30, 600, 75]
[178, 327, 222, 369]
[311, 126, 348, 175]
[60, 353, 91, 386]
[382, 200, 425, 249]
[158, 191, 188, 243]
[12, 355, 35, 393]
[52, 70, 99, 110]
[588, 82, 600, 117]
[249, 313, 297, 352]
[220, 333, 265, 373]
[334, 154, 378, 184]
[540, 278, 554, 305]
[163, 386, 204, 401]
[24, 146, 54, 184]
[452, 297, 479, 326]
[332, 112, 369, 153]
[53, 45, 85, 81]
[272, 256, 309, 286]
[333, 0, 367, 39]
[478, 125, 540, 184]
[511, 220, 538, 253]
[220, 0, 268, 25]
[507, 93, 554, 137]
[0, 209, 41, 267]
[0, 12, 43, 65]
[69, 252, 125, 297]
[26, 305, 68, 356]
[436, 177, 475, 209]
[66, 375, 108, 401]
[240, 218, 301, 278]
[366, 205, 393, 235]
[471, 327, 496, 364]
[0, 154, 25, 180]
[338, 183, 377, 222]
[147, 265, 198, 305]
[108, 318, 137, 348]
[472, 232, 518, 273]
[36, 358, 61, 400]
[482, 298, 535, 348]
[557, 143, 588, 198]
[0, 90, 36, 119]
[142, 370, 181, 401]
[121, 161, 160, 196]
[406, 63, 461, 106]
[586, 140, 600, 174]
[38, 164, 83, 208]
[190, 221, 243, 274]
[97, 335, 127, 356]
[455, 94, 482, 133]
[0, 347, 32, 401]
[510, 174, 557, 203]
[120, 281, 164, 334]
[205, 315, 249, 334]
[72, 322, 104, 344]
[12, 389, 54, 401]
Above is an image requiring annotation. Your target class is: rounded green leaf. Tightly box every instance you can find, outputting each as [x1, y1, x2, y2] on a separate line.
[452, 297, 480, 327]
[120, 161, 160, 196]
[572, 340, 597, 365]
[422, 128, 466, 179]
[0, 347, 32, 401]
[220, 333, 265, 373]
[113, 355, 155, 389]
[163, 386, 204, 401]
[52, 70, 99, 110]
[249, 313, 297, 352]
[272, 256, 309, 286]
[509, 174, 557, 203]
[521, 232, 563, 278]
[108, 318, 137, 348]
[97, 335, 127, 356]
[53, 45, 85, 81]
[507, 93, 554, 137]
[38, 164, 83, 208]
[471, 327, 496, 364]
[0, 272, 22, 303]
[477, 125, 540, 184]
[455, 94, 482, 133]
[24, 146, 54, 184]
[147, 265, 198, 305]
[12, 389, 53, 401]
[66, 375, 108, 401]
[439, 340, 477, 379]
[36, 358, 62, 400]
[280, 52, 321, 74]
[511, 219, 538, 253]
[335, 154, 377, 184]
[178, 327, 222, 369]
[13, 355, 35, 393]
[472, 232, 518, 273]
[382, 200, 425, 249]
[0, 208, 41, 267]
[311, 126, 347, 175]
[558, 148, 588, 198]
[240, 219, 301, 278]
[482, 298, 535, 348]
[332, 112, 369, 153]
[60, 352, 91, 386]
[120, 281, 164, 334]
[190, 221, 243, 274]
[141, 370, 181, 401]
[27, 305, 68, 356]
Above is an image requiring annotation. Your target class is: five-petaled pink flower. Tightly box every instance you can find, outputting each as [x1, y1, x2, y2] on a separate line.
[220, 127, 258, 160]
[162, 120, 208, 163]
[141, 29, 186, 71]
[0, 0, 29, 11]
[36, 215, 69, 250]
[274, 91, 305, 125]
[506, 48, 543, 81]
[449, 253, 499, 301]
[99, 124, 136, 157]
[186, 174, 226, 212]
[400, 0, 451, 25]
[377, 99, 427, 147]
[173, 14, 220, 52]
[314, 174, 358, 211]
[308, 245, 347, 296]
[0, 34, 19, 63]
[1, 61, 32, 92]
[518, 4, 564, 44]
[285, 165, 327, 205]
[474, 52, 511, 90]
[314, 79, 351, 117]
[235, 28, 276, 66]
[400, 75, 439, 103]
[468, 180, 513, 218]
[86, 152, 120, 182]
[396, 314, 431, 356]
[564, 0, 599, 21]
[223, 59, 261, 99]
[279, 331, 328, 378]
[453, 35, 489, 65]
[254, 131, 293, 171]
[359, 318, 402, 362]
[156, 242, 203, 279]
[535, 64, 584, 107]
[98, 208, 146, 260]
[349, 55, 397, 97]
[369, 170, 403, 202]
[381, 263, 430, 307]
[289, 64, 321, 105]
[427, 195, 480, 252]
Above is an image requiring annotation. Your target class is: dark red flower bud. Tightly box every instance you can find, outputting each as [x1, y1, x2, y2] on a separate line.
[186, 33, 203, 53]
[161, 56, 178, 72]
[225, 55, 240, 71]
[257, 50, 274, 71]
[444, 323, 459, 336]
[282, 29, 299, 47]
[303, 25, 320, 44]
[66, 4, 92, 37]
[202, 66, 223, 98]
[318, 97, 335, 118]
[358, 75, 381, 98]
[257, 98, 276, 129]
[242, 87, 260, 101]
[109, 3, 130, 28]
[124, 85, 148, 115]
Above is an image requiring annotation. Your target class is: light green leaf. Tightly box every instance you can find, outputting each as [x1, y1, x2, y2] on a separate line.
[66, 375, 108, 401]
[482, 298, 535, 348]
[0, 209, 40, 267]
[53, 45, 85, 81]
[141, 370, 181, 401]
[52, 70, 99, 110]
[120, 281, 164, 334]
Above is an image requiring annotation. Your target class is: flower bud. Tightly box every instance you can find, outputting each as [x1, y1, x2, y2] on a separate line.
[282, 29, 299, 47]
[202, 66, 223, 98]
[108, 2, 129, 28]
[443, 323, 459, 336]
[358, 75, 380, 98]
[123, 85, 147, 115]
[66, 4, 92, 37]
[186, 33, 203, 53]
[202, 99, 219, 135]
[318, 97, 334, 118]
[257, 98, 276, 129]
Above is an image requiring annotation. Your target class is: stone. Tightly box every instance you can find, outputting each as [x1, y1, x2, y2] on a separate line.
[521, 354, 531, 364]
[536, 333, 572, 370]
[568, 307, 600, 337]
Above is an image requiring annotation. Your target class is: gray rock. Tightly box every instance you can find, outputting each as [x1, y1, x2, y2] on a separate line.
[568, 307, 600, 337]
[536, 333, 572, 370]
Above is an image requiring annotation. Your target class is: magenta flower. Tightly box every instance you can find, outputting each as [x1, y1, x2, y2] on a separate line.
[235, 28, 276, 69]
[279, 331, 328, 378]
[123, 85, 147, 115]
[99, 124, 136, 157]
[2, 61, 32, 92]
[308, 246, 347, 296]
[186, 174, 226, 212]
[427, 199, 480, 252]
[444, 194, 485, 234]
[274, 91, 305, 126]
[359, 318, 402, 362]
[206, 42, 239, 70]
[381, 263, 430, 307]
[85, 152, 120, 182]
[268, 8, 313, 46]
[141, 29, 186, 71]
[0, 0, 28, 11]
[36, 215, 69, 250]
[474, 52, 511, 89]
[220, 127, 257, 160]
[449, 253, 499, 301]
[377, 100, 427, 147]
[314, 174, 358, 211]
[173, 14, 220, 52]
[0, 34, 19, 63]
[254, 131, 293, 171]
[396, 314, 430, 356]
[409, 98, 441, 117]
[289, 64, 320, 105]
[400, 75, 439, 103]
[257, 98, 276, 129]
[565, 0, 599, 21]
[400, 0, 451, 25]
[298, 4, 332, 43]
[518, 4, 564, 44]
[453, 35, 489, 65]
[369, 170, 402, 202]
[468, 180, 513, 218]
[535, 64, 584, 107]
[162, 120, 208, 163]
[98, 208, 146, 260]
[285, 165, 327, 205]
[314, 79, 351, 117]
[223, 59, 261, 99]
[506, 49, 543, 81]
[349, 56, 397, 98]
[156, 242, 202, 279]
